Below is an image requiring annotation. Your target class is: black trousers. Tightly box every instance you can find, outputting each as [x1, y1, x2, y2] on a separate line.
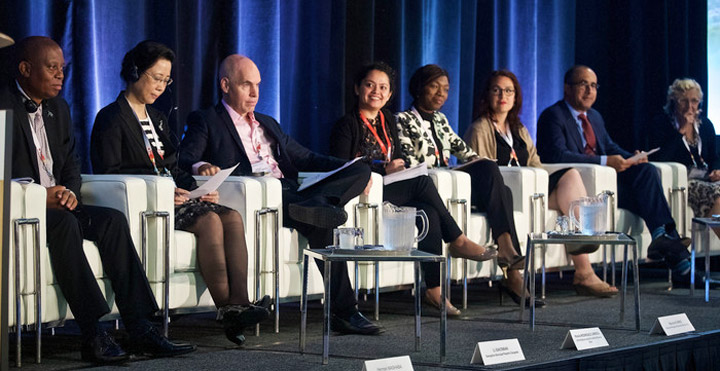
[617, 163, 689, 264]
[460, 160, 522, 255]
[281, 162, 371, 319]
[46, 205, 158, 335]
[384, 175, 463, 288]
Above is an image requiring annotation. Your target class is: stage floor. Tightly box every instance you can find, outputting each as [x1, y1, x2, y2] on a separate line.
[10, 269, 720, 370]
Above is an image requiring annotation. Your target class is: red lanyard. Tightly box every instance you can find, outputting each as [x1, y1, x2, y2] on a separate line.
[359, 111, 392, 161]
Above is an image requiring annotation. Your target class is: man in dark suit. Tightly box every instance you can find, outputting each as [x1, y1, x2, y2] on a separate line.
[2, 36, 195, 363]
[536, 65, 692, 281]
[178, 54, 382, 335]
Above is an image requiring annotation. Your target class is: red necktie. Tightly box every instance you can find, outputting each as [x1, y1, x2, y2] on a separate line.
[578, 113, 597, 155]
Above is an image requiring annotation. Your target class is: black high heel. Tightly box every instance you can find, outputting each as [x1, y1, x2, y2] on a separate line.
[499, 280, 545, 308]
[497, 255, 526, 271]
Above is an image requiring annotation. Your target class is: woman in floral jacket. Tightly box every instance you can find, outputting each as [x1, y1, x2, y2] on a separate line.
[396, 64, 541, 307]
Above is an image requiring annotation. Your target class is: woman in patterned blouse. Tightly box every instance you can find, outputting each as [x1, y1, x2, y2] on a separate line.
[396, 64, 544, 306]
[331, 62, 497, 316]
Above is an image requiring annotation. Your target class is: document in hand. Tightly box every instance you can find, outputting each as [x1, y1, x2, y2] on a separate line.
[383, 162, 429, 185]
[297, 157, 364, 192]
[188, 163, 240, 199]
[627, 147, 659, 164]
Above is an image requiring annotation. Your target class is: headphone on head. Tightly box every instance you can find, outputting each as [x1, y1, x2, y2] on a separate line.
[129, 59, 139, 82]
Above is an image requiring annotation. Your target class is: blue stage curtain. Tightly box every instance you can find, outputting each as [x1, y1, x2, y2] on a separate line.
[0, 0, 708, 171]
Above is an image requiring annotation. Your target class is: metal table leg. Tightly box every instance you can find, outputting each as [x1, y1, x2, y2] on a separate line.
[530, 242, 536, 330]
[300, 254, 309, 354]
[620, 242, 627, 320]
[690, 223, 697, 296]
[633, 243, 641, 332]
[440, 258, 447, 362]
[414, 261, 421, 352]
[705, 224, 711, 302]
[323, 261, 332, 365]
[374, 261, 380, 321]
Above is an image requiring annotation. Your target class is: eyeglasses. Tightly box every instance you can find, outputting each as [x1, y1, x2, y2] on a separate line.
[490, 86, 515, 96]
[572, 80, 599, 90]
[144, 71, 173, 86]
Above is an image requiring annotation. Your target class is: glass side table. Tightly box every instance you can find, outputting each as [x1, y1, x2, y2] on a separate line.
[299, 248, 447, 365]
[520, 232, 640, 331]
[690, 218, 720, 301]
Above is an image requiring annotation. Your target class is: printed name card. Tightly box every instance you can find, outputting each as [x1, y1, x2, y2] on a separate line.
[561, 327, 609, 350]
[362, 355, 413, 371]
[649, 313, 695, 336]
[470, 338, 525, 365]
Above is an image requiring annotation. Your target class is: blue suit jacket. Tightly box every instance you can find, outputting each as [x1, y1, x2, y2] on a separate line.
[536, 100, 632, 164]
[648, 115, 719, 171]
[178, 102, 345, 181]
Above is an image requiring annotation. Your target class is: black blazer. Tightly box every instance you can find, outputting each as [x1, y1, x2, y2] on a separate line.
[648, 115, 719, 171]
[90, 93, 197, 190]
[178, 102, 345, 180]
[330, 108, 402, 174]
[536, 100, 633, 164]
[1, 83, 82, 197]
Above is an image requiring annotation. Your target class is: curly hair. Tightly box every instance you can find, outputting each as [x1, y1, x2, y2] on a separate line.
[663, 78, 703, 117]
[473, 70, 524, 135]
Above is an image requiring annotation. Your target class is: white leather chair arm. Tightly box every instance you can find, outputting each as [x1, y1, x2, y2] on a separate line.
[80, 174, 148, 251]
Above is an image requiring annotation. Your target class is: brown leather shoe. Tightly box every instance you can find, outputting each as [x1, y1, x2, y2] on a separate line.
[573, 282, 618, 298]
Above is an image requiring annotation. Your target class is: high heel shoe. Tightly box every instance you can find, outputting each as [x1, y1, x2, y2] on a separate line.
[424, 291, 461, 316]
[497, 255, 526, 271]
[500, 281, 545, 308]
[448, 245, 498, 262]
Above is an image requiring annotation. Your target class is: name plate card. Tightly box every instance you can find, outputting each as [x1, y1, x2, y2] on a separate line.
[470, 338, 525, 365]
[561, 327, 609, 350]
[649, 313, 695, 336]
[362, 355, 413, 371]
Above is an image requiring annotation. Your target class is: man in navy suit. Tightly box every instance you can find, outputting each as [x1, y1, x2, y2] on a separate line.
[2, 36, 195, 363]
[536, 65, 692, 281]
[178, 55, 381, 335]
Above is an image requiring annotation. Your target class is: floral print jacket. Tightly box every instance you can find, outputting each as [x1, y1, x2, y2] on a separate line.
[395, 106, 477, 167]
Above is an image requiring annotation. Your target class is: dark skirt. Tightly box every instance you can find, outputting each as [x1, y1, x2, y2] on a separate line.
[548, 167, 572, 195]
[175, 199, 234, 231]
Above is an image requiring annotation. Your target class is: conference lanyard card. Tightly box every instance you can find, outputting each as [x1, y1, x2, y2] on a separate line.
[561, 327, 609, 350]
[362, 355, 413, 371]
[649, 313, 695, 336]
[470, 338, 525, 365]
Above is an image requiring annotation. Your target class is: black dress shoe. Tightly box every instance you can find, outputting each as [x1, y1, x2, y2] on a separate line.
[222, 304, 270, 345]
[331, 312, 384, 335]
[500, 285, 546, 308]
[81, 330, 129, 364]
[288, 197, 348, 229]
[647, 234, 690, 262]
[130, 325, 196, 357]
[254, 295, 273, 310]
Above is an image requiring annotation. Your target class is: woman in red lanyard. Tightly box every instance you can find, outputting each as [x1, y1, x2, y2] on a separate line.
[91, 41, 269, 345]
[466, 69, 617, 297]
[649, 78, 720, 238]
[330, 62, 497, 316]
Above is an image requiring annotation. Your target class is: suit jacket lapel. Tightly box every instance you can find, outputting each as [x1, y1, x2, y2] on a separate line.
[558, 101, 585, 153]
[12, 90, 41, 180]
[215, 103, 249, 160]
[117, 94, 153, 162]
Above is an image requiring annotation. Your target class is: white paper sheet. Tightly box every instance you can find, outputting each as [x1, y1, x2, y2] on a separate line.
[627, 147, 659, 164]
[188, 163, 240, 199]
[297, 157, 364, 192]
[383, 162, 429, 185]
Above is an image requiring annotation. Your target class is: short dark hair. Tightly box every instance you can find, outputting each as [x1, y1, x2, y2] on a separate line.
[408, 64, 449, 101]
[353, 61, 396, 93]
[120, 40, 175, 83]
[563, 64, 591, 85]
